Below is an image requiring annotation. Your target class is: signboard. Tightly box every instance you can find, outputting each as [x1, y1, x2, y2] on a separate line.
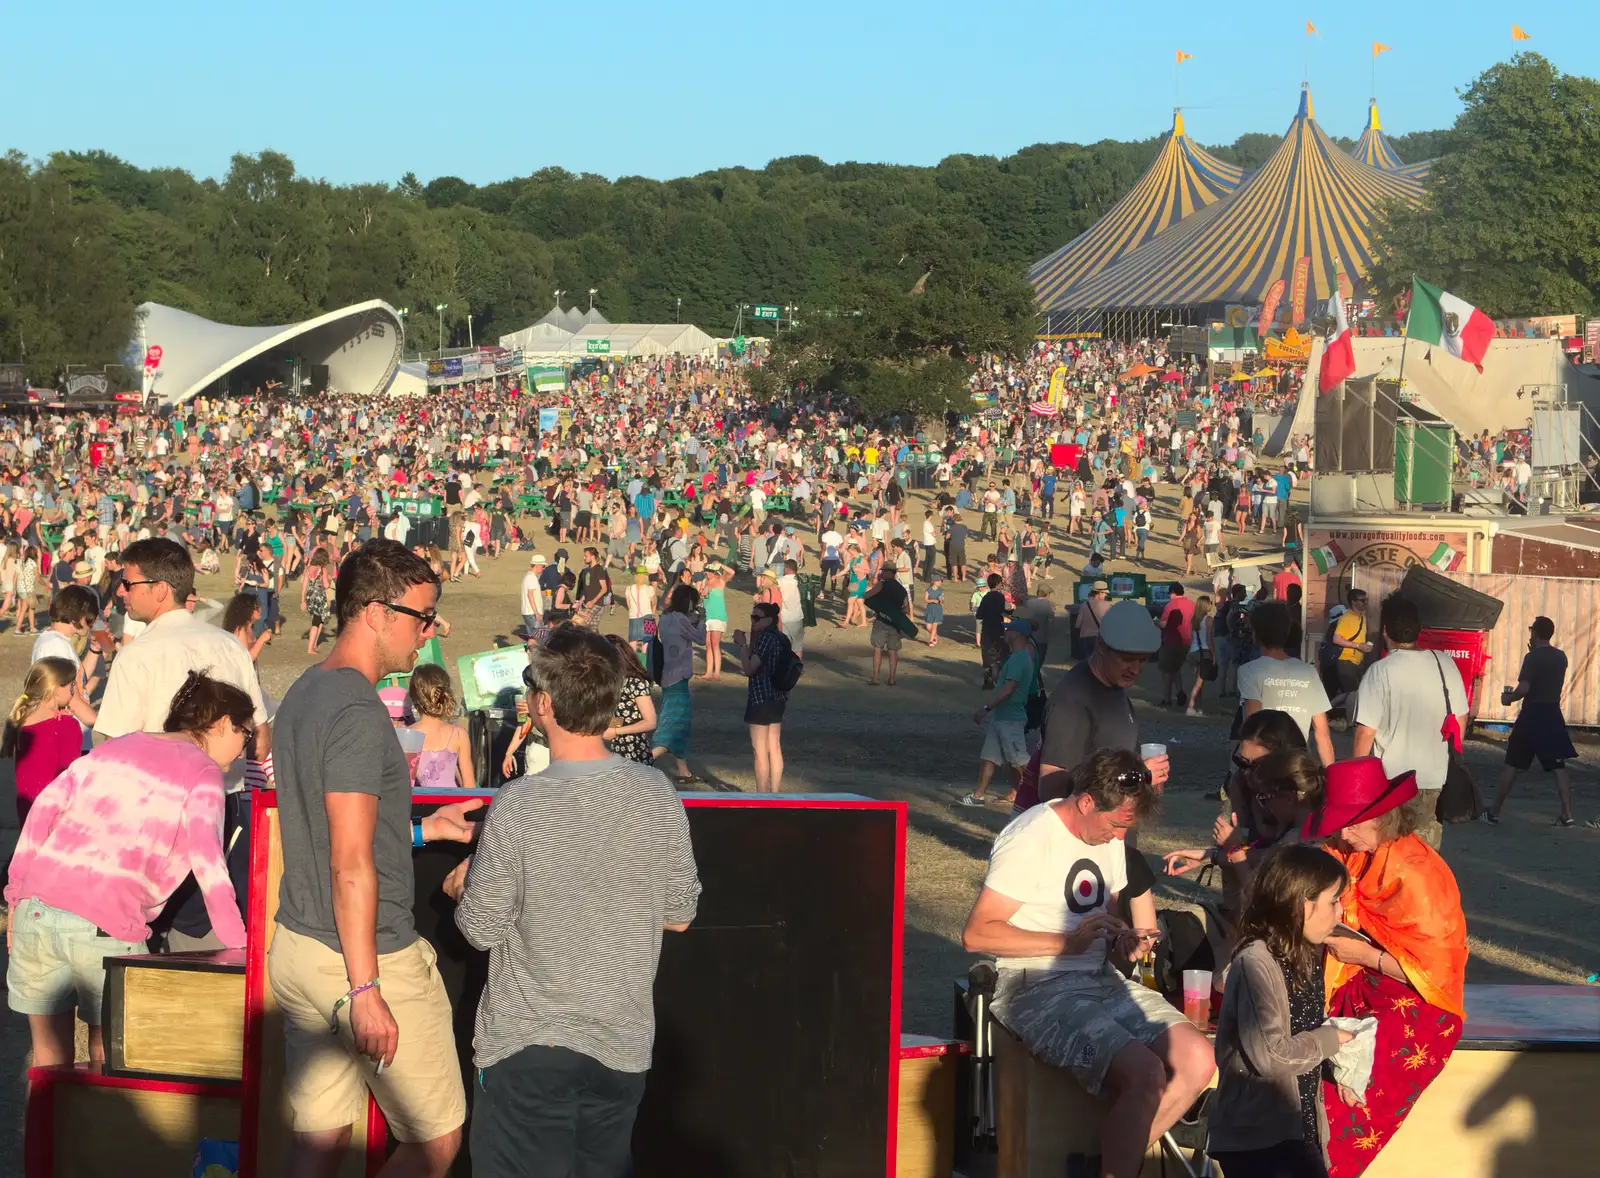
[443, 357, 464, 377]
[538, 407, 560, 434]
[1302, 523, 1474, 654]
[65, 373, 109, 400]
[751, 305, 780, 321]
[586, 339, 611, 354]
[1586, 320, 1600, 364]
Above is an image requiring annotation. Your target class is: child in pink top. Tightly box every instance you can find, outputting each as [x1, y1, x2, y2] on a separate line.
[3, 656, 94, 824]
[5, 672, 254, 1067]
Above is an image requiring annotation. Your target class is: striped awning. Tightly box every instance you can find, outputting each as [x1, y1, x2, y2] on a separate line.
[1350, 99, 1433, 182]
[1047, 86, 1426, 319]
[1030, 109, 1243, 310]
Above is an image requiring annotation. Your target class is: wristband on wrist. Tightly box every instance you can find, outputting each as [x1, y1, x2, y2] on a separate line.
[413, 819, 425, 848]
[329, 978, 380, 1033]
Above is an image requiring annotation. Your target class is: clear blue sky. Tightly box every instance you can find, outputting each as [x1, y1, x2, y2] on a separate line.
[9, 0, 1587, 186]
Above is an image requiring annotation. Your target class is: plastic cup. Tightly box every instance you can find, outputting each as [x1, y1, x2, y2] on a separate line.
[1140, 743, 1167, 763]
[1182, 969, 1213, 1029]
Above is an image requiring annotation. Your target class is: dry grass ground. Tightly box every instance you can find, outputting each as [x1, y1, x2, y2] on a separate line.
[0, 481, 1595, 1170]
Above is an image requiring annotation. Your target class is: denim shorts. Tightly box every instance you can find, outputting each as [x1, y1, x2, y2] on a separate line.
[993, 965, 1189, 1096]
[6, 898, 146, 1023]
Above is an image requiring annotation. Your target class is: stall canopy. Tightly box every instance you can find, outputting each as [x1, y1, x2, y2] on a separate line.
[498, 322, 574, 354]
[557, 323, 718, 358]
[1048, 86, 1426, 327]
[1031, 109, 1243, 312]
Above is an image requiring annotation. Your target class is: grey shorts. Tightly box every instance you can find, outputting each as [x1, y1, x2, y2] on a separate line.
[6, 898, 146, 1023]
[993, 966, 1189, 1096]
[870, 619, 903, 651]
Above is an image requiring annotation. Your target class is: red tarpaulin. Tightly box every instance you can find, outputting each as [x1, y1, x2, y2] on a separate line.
[1050, 442, 1083, 469]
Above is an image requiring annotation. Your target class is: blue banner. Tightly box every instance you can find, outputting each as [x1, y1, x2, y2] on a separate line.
[444, 357, 464, 377]
[538, 407, 560, 434]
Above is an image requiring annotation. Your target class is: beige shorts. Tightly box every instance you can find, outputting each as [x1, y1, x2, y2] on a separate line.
[268, 924, 466, 1143]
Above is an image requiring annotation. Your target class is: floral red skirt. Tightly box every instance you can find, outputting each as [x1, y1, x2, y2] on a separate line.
[1322, 969, 1462, 1177]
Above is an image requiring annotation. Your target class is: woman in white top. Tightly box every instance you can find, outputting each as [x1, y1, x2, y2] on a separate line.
[624, 571, 657, 658]
[1186, 595, 1215, 716]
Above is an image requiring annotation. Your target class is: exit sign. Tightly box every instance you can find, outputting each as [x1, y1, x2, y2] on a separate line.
[586, 339, 611, 354]
[751, 305, 780, 321]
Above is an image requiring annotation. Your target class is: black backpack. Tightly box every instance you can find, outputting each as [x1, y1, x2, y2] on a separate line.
[646, 635, 665, 685]
[771, 633, 804, 692]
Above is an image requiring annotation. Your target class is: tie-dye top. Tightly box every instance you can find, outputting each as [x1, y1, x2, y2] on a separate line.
[3, 731, 246, 947]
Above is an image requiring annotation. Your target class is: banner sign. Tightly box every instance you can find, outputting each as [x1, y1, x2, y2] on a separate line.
[142, 345, 163, 371]
[538, 407, 560, 433]
[443, 357, 464, 377]
[528, 366, 566, 393]
[1258, 279, 1287, 335]
[586, 339, 611, 354]
[1288, 256, 1313, 327]
[65, 373, 109, 399]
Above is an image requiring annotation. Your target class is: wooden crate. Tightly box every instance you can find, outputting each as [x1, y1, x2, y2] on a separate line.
[103, 952, 246, 1083]
[27, 1067, 239, 1178]
[898, 1037, 963, 1178]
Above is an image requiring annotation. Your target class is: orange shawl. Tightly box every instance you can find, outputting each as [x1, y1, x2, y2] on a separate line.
[1323, 833, 1468, 1018]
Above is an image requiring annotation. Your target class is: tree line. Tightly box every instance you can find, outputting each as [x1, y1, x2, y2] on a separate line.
[0, 53, 1589, 399]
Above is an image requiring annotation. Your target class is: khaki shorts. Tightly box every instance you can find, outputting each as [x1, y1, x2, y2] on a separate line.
[269, 924, 466, 1143]
[5, 898, 146, 1023]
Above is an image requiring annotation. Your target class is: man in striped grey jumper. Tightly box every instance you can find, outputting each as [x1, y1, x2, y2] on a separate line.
[450, 627, 700, 1178]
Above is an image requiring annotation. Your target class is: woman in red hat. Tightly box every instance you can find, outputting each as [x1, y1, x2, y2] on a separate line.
[1302, 757, 1468, 1176]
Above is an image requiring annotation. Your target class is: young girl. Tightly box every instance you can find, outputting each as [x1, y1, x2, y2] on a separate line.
[843, 545, 869, 628]
[300, 549, 332, 653]
[701, 564, 728, 679]
[1209, 843, 1356, 1178]
[406, 664, 475, 789]
[14, 545, 39, 635]
[3, 657, 94, 824]
[603, 634, 658, 764]
[924, 572, 945, 646]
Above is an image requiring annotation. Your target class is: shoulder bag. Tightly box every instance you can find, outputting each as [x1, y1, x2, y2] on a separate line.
[1432, 651, 1483, 824]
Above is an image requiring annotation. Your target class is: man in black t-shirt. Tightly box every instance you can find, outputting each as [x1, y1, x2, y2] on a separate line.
[1489, 615, 1579, 826]
[975, 573, 1010, 689]
[865, 566, 910, 686]
[575, 547, 612, 614]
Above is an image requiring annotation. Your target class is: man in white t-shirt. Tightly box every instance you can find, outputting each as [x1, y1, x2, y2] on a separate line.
[521, 554, 547, 635]
[1353, 595, 1467, 849]
[1235, 600, 1336, 765]
[962, 750, 1213, 1176]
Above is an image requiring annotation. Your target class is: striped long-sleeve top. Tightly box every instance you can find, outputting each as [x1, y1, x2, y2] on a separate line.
[455, 754, 700, 1072]
[3, 731, 246, 947]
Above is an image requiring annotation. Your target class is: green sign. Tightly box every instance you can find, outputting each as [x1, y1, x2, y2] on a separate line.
[751, 305, 780, 321]
[730, 336, 748, 356]
[586, 338, 611, 354]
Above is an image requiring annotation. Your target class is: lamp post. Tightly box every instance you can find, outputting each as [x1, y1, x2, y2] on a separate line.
[553, 288, 563, 310]
[396, 308, 409, 357]
[676, 297, 682, 323]
[588, 288, 598, 312]
[435, 303, 448, 356]
[467, 312, 474, 349]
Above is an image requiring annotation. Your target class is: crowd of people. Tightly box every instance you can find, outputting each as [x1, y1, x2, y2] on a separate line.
[0, 335, 1584, 1178]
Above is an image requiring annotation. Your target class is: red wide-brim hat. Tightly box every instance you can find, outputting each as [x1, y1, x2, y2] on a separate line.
[1302, 757, 1418, 841]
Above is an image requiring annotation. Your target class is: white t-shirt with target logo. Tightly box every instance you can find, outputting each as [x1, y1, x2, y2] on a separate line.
[984, 801, 1129, 973]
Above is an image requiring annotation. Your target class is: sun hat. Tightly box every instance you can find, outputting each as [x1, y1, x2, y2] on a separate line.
[1301, 758, 1418, 841]
[1097, 600, 1163, 654]
[530, 553, 547, 565]
[72, 560, 92, 578]
[1090, 579, 1110, 592]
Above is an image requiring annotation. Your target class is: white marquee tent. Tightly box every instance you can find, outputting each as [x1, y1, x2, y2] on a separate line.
[499, 321, 718, 359]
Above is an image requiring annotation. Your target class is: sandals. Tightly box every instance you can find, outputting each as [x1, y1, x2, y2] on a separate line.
[674, 774, 705, 786]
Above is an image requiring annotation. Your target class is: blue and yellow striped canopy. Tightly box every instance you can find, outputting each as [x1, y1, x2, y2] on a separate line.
[1044, 87, 1425, 318]
[1029, 110, 1243, 309]
[1350, 99, 1432, 181]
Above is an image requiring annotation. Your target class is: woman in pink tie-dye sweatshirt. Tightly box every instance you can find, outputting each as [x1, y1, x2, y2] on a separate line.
[5, 671, 255, 1068]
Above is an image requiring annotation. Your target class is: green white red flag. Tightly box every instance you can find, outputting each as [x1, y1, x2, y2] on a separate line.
[1406, 277, 1494, 372]
[1310, 539, 1345, 574]
[1318, 293, 1355, 394]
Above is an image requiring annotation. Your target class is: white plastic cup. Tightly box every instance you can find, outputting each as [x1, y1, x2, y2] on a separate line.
[1140, 742, 1167, 762]
[1182, 968, 1213, 1028]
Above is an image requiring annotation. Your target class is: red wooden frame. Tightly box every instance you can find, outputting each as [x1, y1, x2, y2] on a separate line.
[238, 788, 907, 1178]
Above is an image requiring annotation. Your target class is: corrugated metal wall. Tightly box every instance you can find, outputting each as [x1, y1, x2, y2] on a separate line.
[1353, 569, 1600, 727]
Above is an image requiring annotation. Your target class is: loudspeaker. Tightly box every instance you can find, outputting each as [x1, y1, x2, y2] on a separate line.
[309, 365, 330, 395]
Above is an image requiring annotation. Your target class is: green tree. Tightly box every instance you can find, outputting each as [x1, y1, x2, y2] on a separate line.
[1371, 53, 1600, 315]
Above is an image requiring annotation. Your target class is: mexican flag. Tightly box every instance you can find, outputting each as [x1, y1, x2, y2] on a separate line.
[1309, 539, 1345, 574]
[1406, 277, 1494, 372]
[1427, 541, 1463, 572]
[1317, 292, 1355, 394]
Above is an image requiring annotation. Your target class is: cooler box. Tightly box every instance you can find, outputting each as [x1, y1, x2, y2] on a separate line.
[1415, 628, 1491, 711]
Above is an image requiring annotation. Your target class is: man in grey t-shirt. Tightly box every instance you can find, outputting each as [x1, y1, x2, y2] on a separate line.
[269, 541, 480, 1177]
[1235, 601, 1336, 766]
[451, 627, 699, 1178]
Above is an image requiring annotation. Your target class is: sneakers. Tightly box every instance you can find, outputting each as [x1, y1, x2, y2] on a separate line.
[960, 793, 987, 807]
[1557, 815, 1576, 828]
[1186, 707, 1201, 717]
[1482, 811, 1500, 825]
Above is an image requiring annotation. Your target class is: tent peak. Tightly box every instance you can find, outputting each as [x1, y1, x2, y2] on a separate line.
[1172, 108, 1186, 137]
[1298, 84, 1314, 122]
[1367, 98, 1382, 131]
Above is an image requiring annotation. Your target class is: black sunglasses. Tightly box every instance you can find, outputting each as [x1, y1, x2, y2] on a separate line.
[1231, 752, 1260, 771]
[379, 601, 438, 629]
[118, 578, 162, 591]
[1113, 767, 1154, 793]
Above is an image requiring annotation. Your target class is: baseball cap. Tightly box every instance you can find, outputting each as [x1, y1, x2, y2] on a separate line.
[1004, 619, 1033, 637]
[1097, 601, 1162, 654]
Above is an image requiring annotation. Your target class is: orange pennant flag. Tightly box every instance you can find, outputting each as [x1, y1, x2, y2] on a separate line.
[1176, 49, 1193, 64]
[1372, 41, 1392, 58]
[1306, 20, 1320, 36]
[1512, 24, 1532, 40]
